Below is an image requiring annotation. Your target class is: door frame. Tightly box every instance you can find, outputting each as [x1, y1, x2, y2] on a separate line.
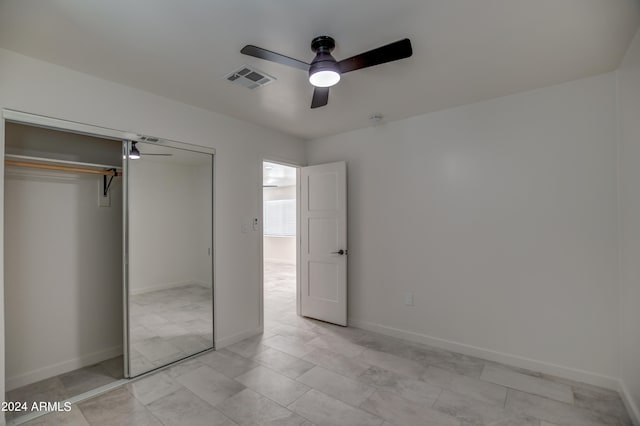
[1, 110, 135, 381]
[258, 156, 303, 331]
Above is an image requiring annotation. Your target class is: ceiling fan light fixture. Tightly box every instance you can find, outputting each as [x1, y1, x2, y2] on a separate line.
[129, 142, 141, 160]
[309, 69, 340, 87]
[309, 37, 341, 88]
[309, 59, 341, 87]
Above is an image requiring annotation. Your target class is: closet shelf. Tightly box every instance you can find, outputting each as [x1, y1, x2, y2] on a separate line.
[4, 154, 122, 176]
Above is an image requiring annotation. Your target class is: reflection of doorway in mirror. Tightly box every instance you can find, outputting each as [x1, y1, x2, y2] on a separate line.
[127, 142, 213, 377]
[263, 161, 298, 328]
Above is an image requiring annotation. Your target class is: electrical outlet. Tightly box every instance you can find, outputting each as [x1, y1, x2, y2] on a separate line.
[253, 217, 259, 231]
[404, 291, 414, 307]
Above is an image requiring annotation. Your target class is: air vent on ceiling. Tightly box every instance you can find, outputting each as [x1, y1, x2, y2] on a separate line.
[225, 65, 276, 90]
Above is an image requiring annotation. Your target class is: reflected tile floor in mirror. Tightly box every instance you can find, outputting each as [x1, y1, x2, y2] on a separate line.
[22, 261, 633, 426]
[129, 283, 213, 374]
[4, 356, 122, 423]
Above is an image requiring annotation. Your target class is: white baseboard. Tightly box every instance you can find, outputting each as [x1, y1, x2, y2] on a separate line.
[348, 318, 620, 390]
[619, 380, 640, 426]
[215, 327, 263, 349]
[193, 280, 212, 289]
[130, 280, 198, 296]
[6, 345, 122, 391]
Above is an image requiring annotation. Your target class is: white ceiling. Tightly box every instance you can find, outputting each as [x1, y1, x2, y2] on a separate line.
[0, 1, 638, 140]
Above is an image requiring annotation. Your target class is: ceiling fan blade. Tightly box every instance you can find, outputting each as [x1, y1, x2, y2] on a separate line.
[311, 87, 330, 109]
[241, 45, 309, 71]
[142, 153, 173, 156]
[338, 38, 412, 74]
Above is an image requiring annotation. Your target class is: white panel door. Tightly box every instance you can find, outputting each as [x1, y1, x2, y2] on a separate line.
[300, 161, 347, 326]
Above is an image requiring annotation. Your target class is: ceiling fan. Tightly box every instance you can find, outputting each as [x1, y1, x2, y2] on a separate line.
[241, 36, 412, 108]
[129, 141, 173, 160]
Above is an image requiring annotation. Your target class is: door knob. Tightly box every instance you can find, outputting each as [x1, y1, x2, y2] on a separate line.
[331, 249, 347, 255]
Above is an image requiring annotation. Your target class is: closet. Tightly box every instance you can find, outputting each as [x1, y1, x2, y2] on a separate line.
[2, 111, 214, 424]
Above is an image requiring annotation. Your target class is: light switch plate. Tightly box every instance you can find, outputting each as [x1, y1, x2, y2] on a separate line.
[404, 291, 414, 306]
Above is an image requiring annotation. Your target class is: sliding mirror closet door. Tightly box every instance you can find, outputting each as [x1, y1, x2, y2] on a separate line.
[125, 141, 213, 377]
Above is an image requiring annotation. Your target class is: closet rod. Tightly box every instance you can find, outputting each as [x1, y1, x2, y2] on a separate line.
[5, 160, 122, 176]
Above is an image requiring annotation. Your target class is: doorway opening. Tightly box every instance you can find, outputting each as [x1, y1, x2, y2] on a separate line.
[262, 161, 298, 327]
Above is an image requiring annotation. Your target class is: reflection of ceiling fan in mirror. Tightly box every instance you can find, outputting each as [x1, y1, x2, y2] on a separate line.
[130, 141, 173, 159]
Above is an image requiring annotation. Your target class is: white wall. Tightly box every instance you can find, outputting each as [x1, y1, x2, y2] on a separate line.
[264, 237, 296, 264]
[0, 48, 305, 409]
[617, 28, 640, 423]
[306, 72, 621, 386]
[264, 185, 296, 264]
[4, 170, 122, 390]
[129, 159, 211, 294]
[4, 121, 123, 165]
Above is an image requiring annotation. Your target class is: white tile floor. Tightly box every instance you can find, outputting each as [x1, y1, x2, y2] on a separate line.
[19, 261, 633, 425]
[129, 283, 214, 374]
[5, 356, 123, 423]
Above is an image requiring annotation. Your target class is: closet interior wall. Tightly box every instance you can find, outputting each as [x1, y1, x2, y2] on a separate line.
[3, 122, 123, 392]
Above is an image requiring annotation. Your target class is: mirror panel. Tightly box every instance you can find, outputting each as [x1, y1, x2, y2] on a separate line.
[126, 141, 213, 377]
